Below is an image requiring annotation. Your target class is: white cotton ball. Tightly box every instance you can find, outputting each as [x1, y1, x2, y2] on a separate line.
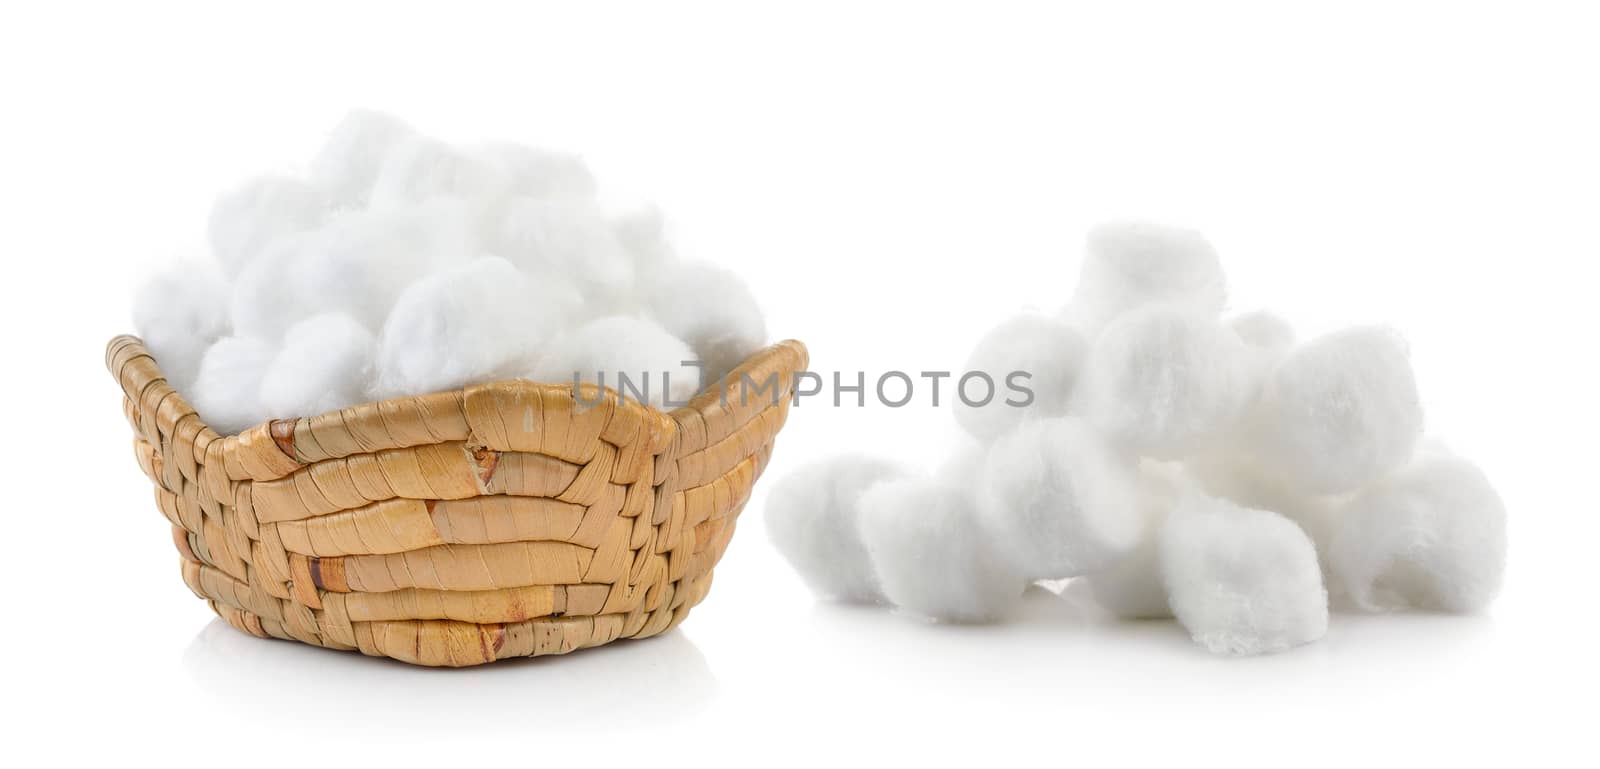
[491, 198, 636, 311]
[1228, 310, 1298, 403]
[1075, 306, 1254, 459]
[1328, 447, 1507, 613]
[311, 110, 417, 209]
[189, 336, 278, 435]
[1064, 220, 1227, 333]
[1243, 326, 1424, 494]
[1185, 452, 1345, 599]
[369, 135, 512, 208]
[613, 207, 677, 284]
[529, 315, 702, 408]
[231, 201, 478, 340]
[858, 478, 1028, 622]
[132, 261, 231, 391]
[1187, 452, 1340, 539]
[975, 417, 1143, 580]
[476, 143, 597, 200]
[228, 236, 311, 342]
[936, 438, 988, 489]
[765, 455, 907, 603]
[1159, 493, 1329, 655]
[645, 260, 768, 384]
[207, 176, 328, 278]
[1229, 310, 1296, 354]
[952, 314, 1087, 442]
[1084, 460, 1190, 619]
[376, 257, 578, 399]
[260, 313, 375, 419]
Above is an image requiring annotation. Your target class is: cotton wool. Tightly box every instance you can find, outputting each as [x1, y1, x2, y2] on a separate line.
[1229, 310, 1296, 354]
[952, 313, 1087, 441]
[311, 110, 417, 209]
[137, 111, 767, 434]
[975, 417, 1143, 580]
[529, 315, 701, 408]
[376, 257, 579, 400]
[646, 260, 768, 384]
[1243, 326, 1424, 494]
[368, 135, 515, 209]
[260, 313, 375, 419]
[477, 143, 598, 201]
[1160, 494, 1329, 656]
[1328, 446, 1507, 613]
[612, 207, 675, 283]
[765, 455, 907, 603]
[858, 478, 1027, 622]
[1075, 306, 1254, 459]
[188, 336, 278, 436]
[207, 176, 329, 278]
[230, 201, 480, 341]
[1063, 220, 1227, 332]
[1083, 461, 1191, 620]
[131, 262, 231, 391]
[492, 198, 636, 312]
[936, 439, 988, 489]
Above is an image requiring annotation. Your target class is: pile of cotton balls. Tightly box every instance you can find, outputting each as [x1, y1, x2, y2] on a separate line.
[133, 111, 766, 434]
[767, 221, 1506, 656]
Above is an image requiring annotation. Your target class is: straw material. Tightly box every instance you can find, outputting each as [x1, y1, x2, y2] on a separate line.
[107, 335, 807, 666]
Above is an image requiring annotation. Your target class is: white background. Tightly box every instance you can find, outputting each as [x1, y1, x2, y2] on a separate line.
[3, 1, 1596, 764]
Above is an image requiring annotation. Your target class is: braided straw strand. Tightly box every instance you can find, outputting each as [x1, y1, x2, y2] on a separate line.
[108, 334, 807, 666]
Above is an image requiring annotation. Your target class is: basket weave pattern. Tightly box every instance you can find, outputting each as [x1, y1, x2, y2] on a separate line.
[108, 335, 806, 666]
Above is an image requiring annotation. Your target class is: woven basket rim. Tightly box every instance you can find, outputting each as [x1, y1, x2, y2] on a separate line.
[106, 334, 807, 440]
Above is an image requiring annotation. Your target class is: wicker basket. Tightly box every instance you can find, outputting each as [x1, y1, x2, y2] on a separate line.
[107, 335, 806, 666]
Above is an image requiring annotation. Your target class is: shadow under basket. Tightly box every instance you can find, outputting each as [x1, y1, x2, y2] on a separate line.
[107, 336, 807, 667]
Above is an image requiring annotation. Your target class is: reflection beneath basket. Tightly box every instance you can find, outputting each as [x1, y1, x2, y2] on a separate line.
[182, 619, 719, 733]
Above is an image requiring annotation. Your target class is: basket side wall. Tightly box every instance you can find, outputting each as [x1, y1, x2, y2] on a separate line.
[107, 335, 806, 666]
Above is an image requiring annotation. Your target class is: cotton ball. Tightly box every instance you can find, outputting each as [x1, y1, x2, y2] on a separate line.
[229, 235, 311, 341]
[376, 257, 578, 399]
[975, 417, 1143, 580]
[492, 198, 635, 312]
[858, 478, 1027, 622]
[311, 110, 417, 208]
[477, 143, 597, 200]
[952, 314, 1087, 442]
[1328, 447, 1506, 613]
[1064, 220, 1227, 333]
[765, 455, 907, 603]
[1187, 452, 1339, 547]
[231, 201, 478, 340]
[1075, 306, 1254, 459]
[1243, 326, 1424, 494]
[645, 260, 767, 384]
[132, 261, 230, 391]
[1084, 460, 1189, 619]
[1227, 309, 1298, 403]
[189, 336, 278, 435]
[207, 176, 328, 278]
[1159, 494, 1329, 655]
[260, 313, 375, 419]
[529, 315, 702, 408]
[936, 438, 988, 489]
[1185, 451, 1345, 599]
[613, 207, 677, 285]
[1229, 310, 1295, 354]
[369, 135, 512, 208]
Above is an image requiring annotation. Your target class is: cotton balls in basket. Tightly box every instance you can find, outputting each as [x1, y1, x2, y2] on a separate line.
[133, 111, 768, 435]
[767, 220, 1507, 656]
